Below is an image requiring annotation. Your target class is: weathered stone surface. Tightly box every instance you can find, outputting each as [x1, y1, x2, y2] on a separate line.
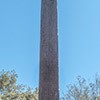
[39, 0, 59, 100]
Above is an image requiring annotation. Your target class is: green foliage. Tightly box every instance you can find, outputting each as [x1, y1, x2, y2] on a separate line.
[62, 75, 100, 100]
[0, 70, 38, 100]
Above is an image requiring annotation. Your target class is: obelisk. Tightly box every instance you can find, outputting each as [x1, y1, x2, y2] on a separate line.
[39, 0, 59, 100]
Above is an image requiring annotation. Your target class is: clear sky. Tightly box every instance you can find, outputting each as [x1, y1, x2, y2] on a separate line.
[0, 0, 100, 96]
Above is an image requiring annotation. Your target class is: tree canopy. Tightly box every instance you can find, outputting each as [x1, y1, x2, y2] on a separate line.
[62, 75, 100, 100]
[0, 70, 38, 100]
[2, 70, 100, 100]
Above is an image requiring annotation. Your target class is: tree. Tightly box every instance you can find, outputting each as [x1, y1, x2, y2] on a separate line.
[62, 75, 100, 100]
[0, 70, 38, 100]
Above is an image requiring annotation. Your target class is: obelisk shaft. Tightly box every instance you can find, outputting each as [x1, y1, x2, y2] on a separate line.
[39, 0, 59, 100]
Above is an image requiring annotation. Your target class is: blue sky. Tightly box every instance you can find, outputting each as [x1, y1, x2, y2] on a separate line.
[0, 0, 100, 95]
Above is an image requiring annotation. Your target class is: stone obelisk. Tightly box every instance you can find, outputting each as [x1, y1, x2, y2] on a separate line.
[39, 0, 59, 100]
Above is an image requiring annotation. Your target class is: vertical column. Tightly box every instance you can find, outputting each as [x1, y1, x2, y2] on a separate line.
[39, 0, 59, 100]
